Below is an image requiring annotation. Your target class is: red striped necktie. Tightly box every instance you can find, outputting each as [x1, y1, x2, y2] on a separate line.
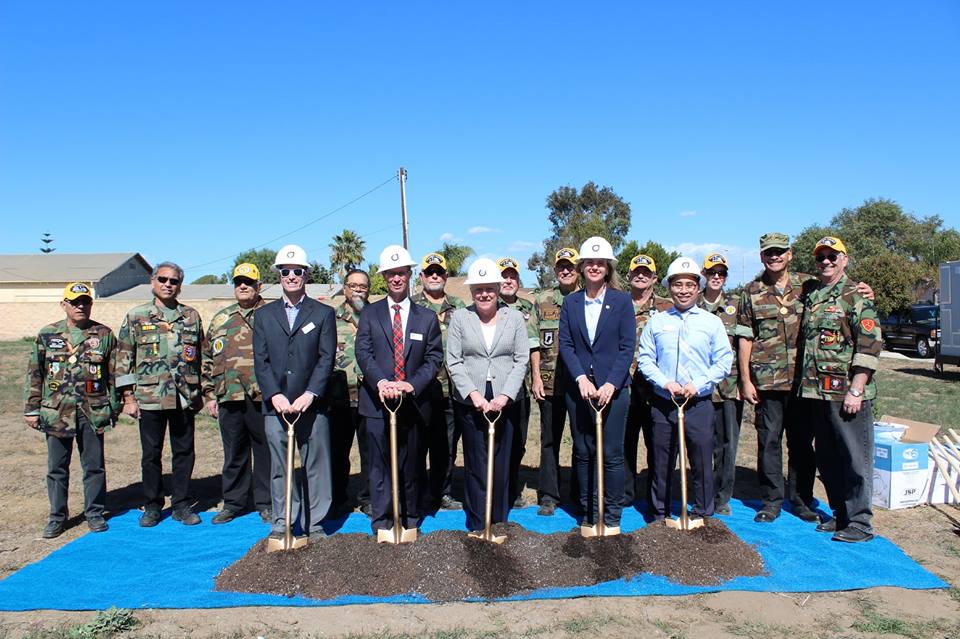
[392, 304, 405, 381]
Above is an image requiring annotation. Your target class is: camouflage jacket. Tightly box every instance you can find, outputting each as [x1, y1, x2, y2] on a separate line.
[201, 298, 265, 404]
[630, 293, 673, 403]
[699, 292, 750, 401]
[116, 301, 205, 411]
[737, 272, 816, 391]
[412, 291, 466, 397]
[533, 286, 576, 396]
[329, 300, 362, 406]
[24, 320, 118, 437]
[798, 274, 882, 400]
[498, 295, 538, 389]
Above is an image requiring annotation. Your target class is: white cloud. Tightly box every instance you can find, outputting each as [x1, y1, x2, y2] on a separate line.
[668, 242, 763, 286]
[468, 226, 501, 235]
[439, 232, 458, 243]
[507, 240, 538, 253]
[679, 210, 698, 218]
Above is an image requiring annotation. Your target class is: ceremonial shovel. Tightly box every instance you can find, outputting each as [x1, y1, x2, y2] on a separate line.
[378, 395, 418, 544]
[665, 395, 704, 531]
[266, 412, 309, 553]
[581, 398, 620, 538]
[468, 410, 506, 544]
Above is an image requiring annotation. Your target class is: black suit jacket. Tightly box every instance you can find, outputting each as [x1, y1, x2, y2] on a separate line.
[355, 297, 443, 419]
[252, 296, 336, 416]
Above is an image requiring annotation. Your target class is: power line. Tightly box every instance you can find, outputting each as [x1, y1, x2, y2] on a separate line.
[186, 173, 399, 271]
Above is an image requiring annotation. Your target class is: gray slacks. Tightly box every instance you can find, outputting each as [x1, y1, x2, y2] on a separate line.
[265, 409, 332, 534]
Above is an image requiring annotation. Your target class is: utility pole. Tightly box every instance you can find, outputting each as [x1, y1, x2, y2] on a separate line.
[399, 167, 409, 250]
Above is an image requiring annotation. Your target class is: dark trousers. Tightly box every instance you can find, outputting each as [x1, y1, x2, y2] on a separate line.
[755, 390, 815, 511]
[712, 399, 743, 508]
[650, 395, 714, 518]
[331, 402, 370, 507]
[812, 399, 874, 533]
[566, 387, 629, 526]
[423, 390, 461, 502]
[139, 406, 195, 511]
[624, 385, 655, 506]
[537, 392, 578, 505]
[218, 397, 271, 513]
[508, 388, 530, 503]
[368, 404, 422, 531]
[46, 414, 105, 522]
[457, 384, 517, 532]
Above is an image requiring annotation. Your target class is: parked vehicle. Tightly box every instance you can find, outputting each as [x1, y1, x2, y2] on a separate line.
[880, 304, 939, 358]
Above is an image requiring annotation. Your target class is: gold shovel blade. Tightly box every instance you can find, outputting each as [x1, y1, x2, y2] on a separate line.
[376, 526, 418, 544]
[665, 517, 705, 531]
[580, 523, 621, 538]
[265, 535, 310, 553]
[467, 531, 506, 544]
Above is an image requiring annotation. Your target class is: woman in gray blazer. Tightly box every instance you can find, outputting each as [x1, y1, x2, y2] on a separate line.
[446, 258, 530, 532]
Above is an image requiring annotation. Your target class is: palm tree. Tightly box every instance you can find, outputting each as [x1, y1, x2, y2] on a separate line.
[440, 242, 474, 277]
[329, 229, 366, 283]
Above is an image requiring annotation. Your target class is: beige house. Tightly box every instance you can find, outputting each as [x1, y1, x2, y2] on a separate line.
[0, 253, 152, 302]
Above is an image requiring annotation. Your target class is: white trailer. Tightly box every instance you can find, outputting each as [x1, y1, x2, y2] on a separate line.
[935, 260, 960, 373]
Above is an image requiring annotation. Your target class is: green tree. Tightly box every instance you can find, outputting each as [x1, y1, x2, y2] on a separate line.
[367, 263, 387, 295]
[439, 242, 475, 277]
[233, 248, 280, 284]
[329, 229, 366, 283]
[191, 274, 226, 284]
[528, 181, 632, 288]
[309, 261, 334, 284]
[615, 240, 679, 296]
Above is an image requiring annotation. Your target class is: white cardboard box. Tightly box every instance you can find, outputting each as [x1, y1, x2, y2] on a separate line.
[872, 416, 960, 509]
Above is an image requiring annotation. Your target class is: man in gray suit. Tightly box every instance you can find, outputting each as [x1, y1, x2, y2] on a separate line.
[253, 244, 337, 541]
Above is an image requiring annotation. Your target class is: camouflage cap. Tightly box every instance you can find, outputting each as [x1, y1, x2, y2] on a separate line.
[554, 247, 579, 265]
[629, 254, 657, 274]
[232, 262, 260, 281]
[63, 282, 93, 301]
[759, 232, 790, 251]
[496, 257, 520, 273]
[813, 236, 848, 255]
[421, 252, 448, 271]
[702, 253, 728, 270]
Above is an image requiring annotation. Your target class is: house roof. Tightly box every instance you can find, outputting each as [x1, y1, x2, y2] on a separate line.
[102, 283, 341, 301]
[0, 253, 151, 284]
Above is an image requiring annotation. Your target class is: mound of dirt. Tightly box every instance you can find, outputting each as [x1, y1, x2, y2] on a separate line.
[215, 518, 764, 602]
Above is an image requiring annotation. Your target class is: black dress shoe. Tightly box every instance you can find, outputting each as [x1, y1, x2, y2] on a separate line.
[815, 518, 837, 533]
[211, 509, 240, 525]
[42, 520, 64, 539]
[172, 508, 201, 526]
[792, 503, 821, 523]
[139, 509, 162, 528]
[754, 508, 780, 523]
[715, 503, 732, 516]
[360, 502, 372, 516]
[538, 500, 557, 516]
[86, 516, 109, 533]
[832, 527, 875, 543]
[440, 495, 463, 510]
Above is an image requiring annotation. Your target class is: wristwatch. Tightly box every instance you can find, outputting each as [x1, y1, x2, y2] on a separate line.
[847, 387, 863, 398]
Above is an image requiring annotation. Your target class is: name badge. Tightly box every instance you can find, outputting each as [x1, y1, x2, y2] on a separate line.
[302, 322, 316, 334]
[410, 332, 423, 341]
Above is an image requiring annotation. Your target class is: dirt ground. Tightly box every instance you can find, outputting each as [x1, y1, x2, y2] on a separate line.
[1, 355, 959, 638]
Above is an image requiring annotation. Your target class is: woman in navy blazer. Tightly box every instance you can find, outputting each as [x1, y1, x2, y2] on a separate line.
[558, 237, 636, 529]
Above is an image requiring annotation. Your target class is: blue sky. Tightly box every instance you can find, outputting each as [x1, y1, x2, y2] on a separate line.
[2, 2, 958, 286]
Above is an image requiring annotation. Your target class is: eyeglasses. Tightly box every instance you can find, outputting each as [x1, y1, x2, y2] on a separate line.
[670, 281, 700, 292]
[762, 248, 788, 258]
[556, 264, 576, 272]
[279, 268, 306, 278]
[66, 298, 92, 307]
[707, 270, 728, 279]
[345, 283, 369, 291]
[156, 276, 181, 286]
[816, 253, 841, 263]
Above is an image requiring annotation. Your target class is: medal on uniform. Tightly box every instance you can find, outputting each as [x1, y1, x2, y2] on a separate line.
[779, 307, 788, 315]
[68, 355, 77, 364]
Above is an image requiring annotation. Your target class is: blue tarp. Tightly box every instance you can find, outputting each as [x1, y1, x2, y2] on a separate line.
[0, 499, 946, 610]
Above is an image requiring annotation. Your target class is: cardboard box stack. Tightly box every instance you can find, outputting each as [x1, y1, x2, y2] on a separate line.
[873, 415, 960, 509]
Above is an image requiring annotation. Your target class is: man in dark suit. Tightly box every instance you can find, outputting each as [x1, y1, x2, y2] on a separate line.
[355, 244, 444, 534]
[253, 244, 336, 541]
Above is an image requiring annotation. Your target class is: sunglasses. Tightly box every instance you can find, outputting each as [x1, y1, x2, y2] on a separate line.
[423, 268, 446, 278]
[233, 277, 257, 287]
[156, 276, 181, 286]
[66, 298, 92, 307]
[279, 268, 306, 278]
[762, 248, 788, 258]
[556, 264, 576, 272]
[816, 253, 841, 263]
[707, 270, 728, 279]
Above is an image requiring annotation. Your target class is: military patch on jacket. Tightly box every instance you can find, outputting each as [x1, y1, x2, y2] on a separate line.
[49, 362, 60, 375]
[860, 318, 876, 333]
[48, 337, 66, 349]
[725, 305, 736, 315]
[541, 307, 561, 321]
[86, 380, 103, 394]
[212, 337, 225, 354]
[541, 330, 555, 347]
[49, 381, 60, 392]
[821, 374, 846, 392]
[820, 330, 839, 347]
[85, 337, 100, 349]
[141, 323, 157, 332]
[183, 344, 197, 362]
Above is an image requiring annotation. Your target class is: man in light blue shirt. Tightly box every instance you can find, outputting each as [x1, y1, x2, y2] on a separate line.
[637, 257, 733, 520]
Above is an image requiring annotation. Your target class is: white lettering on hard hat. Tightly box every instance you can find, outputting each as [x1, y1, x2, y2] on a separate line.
[391, 253, 399, 262]
[287, 251, 294, 258]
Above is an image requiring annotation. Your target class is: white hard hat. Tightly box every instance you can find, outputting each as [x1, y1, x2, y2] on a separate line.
[662, 256, 706, 289]
[464, 258, 504, 286]
[376, 244, 417, 273]
[273, 244, 310, 268]
[578, 236, 616, 262]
